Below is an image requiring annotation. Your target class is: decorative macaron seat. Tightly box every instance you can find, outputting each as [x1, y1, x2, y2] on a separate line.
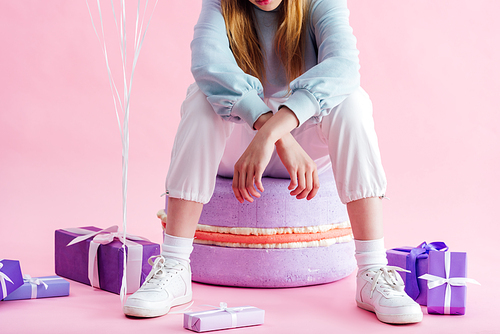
[158, 170, 355, 288]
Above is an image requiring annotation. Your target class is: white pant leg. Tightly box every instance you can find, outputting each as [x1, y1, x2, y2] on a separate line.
[217, 118, 256, 177]
[167, 83, 386, 205]
[165, 84, 234, 204]
[319, 87, 387, 204]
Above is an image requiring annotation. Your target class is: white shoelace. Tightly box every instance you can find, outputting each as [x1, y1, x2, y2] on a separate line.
[142, 255, 182, 289]
[369, 266, 410, 298]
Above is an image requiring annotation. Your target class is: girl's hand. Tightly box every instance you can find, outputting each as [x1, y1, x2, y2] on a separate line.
[232, 106, 300, 203]
[276, 133, 320, 200]
[232, 134, 274, 203]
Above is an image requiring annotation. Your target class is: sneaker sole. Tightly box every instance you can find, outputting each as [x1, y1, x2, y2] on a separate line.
[123, 292, 193, 318]
[356, 300, 423, 324]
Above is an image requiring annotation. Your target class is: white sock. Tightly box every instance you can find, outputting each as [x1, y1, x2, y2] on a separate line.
[161, 233, 194, 267]
[354, 238, 388, 273]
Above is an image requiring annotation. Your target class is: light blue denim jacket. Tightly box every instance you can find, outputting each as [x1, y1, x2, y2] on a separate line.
[191, 0, 360, 128]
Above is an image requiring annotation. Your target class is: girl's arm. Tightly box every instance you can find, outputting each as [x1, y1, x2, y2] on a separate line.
[191, 0, 271, 129]
[280, 0, 361, 127]
[233, 107, 319, 203]
[233, 0, 359, 202]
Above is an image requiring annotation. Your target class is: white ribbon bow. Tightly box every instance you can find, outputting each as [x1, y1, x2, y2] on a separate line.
[23, 274, 48, 299]
[66, 225, 120, 246]
[219, 302, 243, 328]
[187, 302, 254, 330]
[64, 226, 148, 297]
[0, 262, 14, 299]
[419, 252, 480, 314]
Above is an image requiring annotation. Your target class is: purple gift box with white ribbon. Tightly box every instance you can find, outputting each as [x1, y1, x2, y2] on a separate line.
[55, 226, 160, 295]
[419, 251, 479, 315]
[184, 303, 265, 332]
[0, 259, 24, 301]
[3, 275, 70, 301]
[387, 242, 480, 314]
[386, 242, 448, 305]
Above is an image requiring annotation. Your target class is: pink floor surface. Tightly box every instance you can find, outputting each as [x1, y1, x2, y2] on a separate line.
[0, 272, 491, 334]
[2, 1, 499, 333]
[0, 154, 497, 334]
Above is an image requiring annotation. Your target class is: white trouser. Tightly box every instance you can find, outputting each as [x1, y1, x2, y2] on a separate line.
[165, 83, 387, 204]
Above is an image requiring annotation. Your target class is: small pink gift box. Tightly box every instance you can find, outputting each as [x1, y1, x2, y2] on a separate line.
[184, 303, 265, 332]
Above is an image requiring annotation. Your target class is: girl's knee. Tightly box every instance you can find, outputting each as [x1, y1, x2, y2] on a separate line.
[321, 87, 376, 140]
[180, 83, 224, 125]
[336, 87, 373, 124]
[324, 88, 373, 132]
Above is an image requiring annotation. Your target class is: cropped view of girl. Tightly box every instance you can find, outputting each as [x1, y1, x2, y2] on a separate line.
[123, 0, 423, 324]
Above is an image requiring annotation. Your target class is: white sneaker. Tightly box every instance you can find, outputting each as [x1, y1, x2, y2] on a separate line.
[356, 266, 423, 324]
[123, 255, 192, 318]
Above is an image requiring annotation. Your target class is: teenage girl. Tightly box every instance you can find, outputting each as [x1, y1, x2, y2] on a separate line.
[123, 0, 423, 324]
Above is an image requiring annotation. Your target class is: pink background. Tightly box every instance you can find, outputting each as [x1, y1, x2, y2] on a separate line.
[0, 1, 498, 333]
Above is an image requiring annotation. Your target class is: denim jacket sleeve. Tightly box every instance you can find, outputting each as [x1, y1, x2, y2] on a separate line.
[280, 0, 361, 126]
[190, 0, 271, 128]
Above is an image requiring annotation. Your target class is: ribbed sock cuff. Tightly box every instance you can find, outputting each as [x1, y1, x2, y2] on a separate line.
[162, 233, 194, 266]
[354, 238, 385, 252]
[354, 238, 388, 272]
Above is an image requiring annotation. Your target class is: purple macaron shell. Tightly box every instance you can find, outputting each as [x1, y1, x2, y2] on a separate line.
[168, 170, 354, 287]
[191, 241, 356, 288]
[195, 171, 348, 229]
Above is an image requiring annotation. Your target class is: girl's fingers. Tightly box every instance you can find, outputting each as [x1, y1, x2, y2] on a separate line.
[246, 167, 261, 198]
[290, 170, 306, 196]
[254, 167, 265, 193]
[232, 171, 244, 203]
[288, 169, 297, 191]
[307, 169, 320, 200]
[297, 170, 313, 199]
[238, 168, 254, 202]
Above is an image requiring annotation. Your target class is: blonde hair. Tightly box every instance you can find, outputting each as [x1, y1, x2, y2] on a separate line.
[220, 0, 309, 85]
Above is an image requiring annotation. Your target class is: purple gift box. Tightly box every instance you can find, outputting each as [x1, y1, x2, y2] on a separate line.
[184, 304, 265, 332]
[387, 247, 429, 305]
[3, 275, 70, 301]
[386, 242, 448, 305]
[0, 259, 24, 301]
[55, 226, 160, 295]
[420, 251, 479, 315]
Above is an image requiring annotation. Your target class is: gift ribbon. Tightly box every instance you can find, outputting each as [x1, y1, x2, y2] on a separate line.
[85, 0, 158, 304]
[23, 275, 48, 299]
[419, 252, 480, 314]
[0, 262, 14, 299]
[187, 303, 255, 330]
[393, 241, 448, 299]
[220, 302, 239, 328]
[64, 226, 147, 293]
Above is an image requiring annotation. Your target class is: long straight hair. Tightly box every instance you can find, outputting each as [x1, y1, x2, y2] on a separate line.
[220, 0, 309, 86]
